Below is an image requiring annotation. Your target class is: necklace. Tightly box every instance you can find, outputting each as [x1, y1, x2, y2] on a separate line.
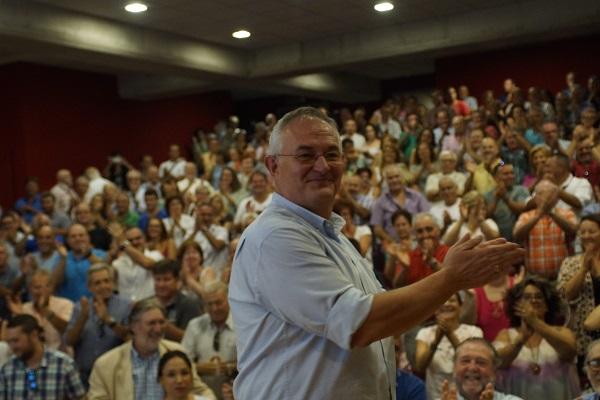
[529, 344, 541, 375]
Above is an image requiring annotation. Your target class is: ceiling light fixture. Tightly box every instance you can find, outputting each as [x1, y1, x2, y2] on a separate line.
[125, 2, 148, 13]
[374, 2, 394, 12]
[232, 30, 251, 39]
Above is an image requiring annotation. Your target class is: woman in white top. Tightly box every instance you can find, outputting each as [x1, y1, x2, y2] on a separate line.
[415, 293, 483, 400]
[442, 190, 499, 246]
[494, 276, 580, 400]
[162, 196, 195, 248]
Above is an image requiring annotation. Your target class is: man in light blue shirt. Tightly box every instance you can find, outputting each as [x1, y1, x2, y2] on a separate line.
[230, 107, 524, 400]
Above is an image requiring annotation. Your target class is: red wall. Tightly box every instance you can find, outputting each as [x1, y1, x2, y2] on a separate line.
[0, 63, 232, 209]
[436, 34, 600, 101]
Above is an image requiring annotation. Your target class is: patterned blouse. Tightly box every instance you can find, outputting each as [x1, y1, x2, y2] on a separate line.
[557, 254, 596, 356]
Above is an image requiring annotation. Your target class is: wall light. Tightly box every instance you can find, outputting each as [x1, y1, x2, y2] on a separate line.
[374, 2, 394, 12]
[232, 30, 251, 39]
[125, 2, 148, 13]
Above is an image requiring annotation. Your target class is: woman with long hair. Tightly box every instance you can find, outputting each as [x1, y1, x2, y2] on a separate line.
[145, 217, 177, 260]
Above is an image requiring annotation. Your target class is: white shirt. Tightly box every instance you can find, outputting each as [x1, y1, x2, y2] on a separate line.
[430, 200, 461, 228]
[443, 219, 500, 243]
[85, 177, 112, 202]
[425, 171, 468, 196]
[192, 225, 230, 272]
[234, 193, 273, 225]
[162, 215, 196, 248]
[177, 177, 214, 196]
[50, 183, 78, 214]
[159, 159, 186, 179]
[559, 173, 593, 212]
[182, 312, 236, 364]
[340, 133, 366, 150]
[112, 249, 163, 301]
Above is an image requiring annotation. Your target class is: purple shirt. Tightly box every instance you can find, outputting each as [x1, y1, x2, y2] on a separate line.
[370, 188, 430, 240]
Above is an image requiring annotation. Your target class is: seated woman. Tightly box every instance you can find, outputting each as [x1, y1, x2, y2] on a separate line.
[415, 293, 483, 400]
[472, 266, 522, 342]
[442, 190, 499, 246]
[158, 350, 206, 400]
[382, 209, 415, 288]
[145, 217, 177, 260]
[557, 214, 600, 371]
[334, 199, 372, 263]
[494, 276, 580, 400]
[178, 240, 217, 300]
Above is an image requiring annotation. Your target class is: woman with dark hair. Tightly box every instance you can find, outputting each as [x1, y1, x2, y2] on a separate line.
[217, 167, 247, 216]
[145, 217, 177, 260]
[494, 277, 579, 399]
[383, 209, 414, 288]
[178, 240, 217, 300]
[557, 214, 600, 364]
[158, 350, 199, 400]
[409, 141, 438, 191]
[162, 196, 195, 247]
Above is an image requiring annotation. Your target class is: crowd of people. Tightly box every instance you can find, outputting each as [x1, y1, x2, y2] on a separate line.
[0, 71, 600, 399]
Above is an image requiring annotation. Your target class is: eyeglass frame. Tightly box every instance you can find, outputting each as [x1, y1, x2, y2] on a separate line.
[275, 150, 344, 166]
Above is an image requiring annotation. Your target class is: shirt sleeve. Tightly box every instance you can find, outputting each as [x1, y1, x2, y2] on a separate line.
[252, 226, 374, 350]
[369, 198, 385, 227]
[65, 358, 87, 398]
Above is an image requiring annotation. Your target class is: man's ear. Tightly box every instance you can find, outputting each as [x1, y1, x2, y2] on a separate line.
[265, 156, 278, 176]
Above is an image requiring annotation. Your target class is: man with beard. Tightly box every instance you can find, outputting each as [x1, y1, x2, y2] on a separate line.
[440, 338, 523, 400]
[0, 314, 86, 399]
[88, 298, 215, 399]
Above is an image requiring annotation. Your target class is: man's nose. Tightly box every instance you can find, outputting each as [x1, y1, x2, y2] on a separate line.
[313, 155, 331, 171]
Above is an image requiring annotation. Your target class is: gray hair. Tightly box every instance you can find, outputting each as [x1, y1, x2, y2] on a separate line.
[584, 338, 600, 366]
[454, 337, 500, 368]
[128, 297, 166, 325]
[203, 280, 228, 296]
[266, 107, 339, 156]
[87, 262, 115, 284]
[413, 212, 439, 229]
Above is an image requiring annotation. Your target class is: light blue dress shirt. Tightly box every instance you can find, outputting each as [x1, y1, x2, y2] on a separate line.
[230, 193, 396, 399]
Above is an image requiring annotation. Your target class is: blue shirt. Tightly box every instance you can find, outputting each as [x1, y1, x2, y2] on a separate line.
[230, 193, 396, 400]
[57, 249, 107, 301]
[370, 189, 430, 241]
[14, 194, 42, 224]
[137, 209, 168, 232]
[66, 294, 132, 380]
[131, 347, 163, 400]
[582, 393, 600, 400]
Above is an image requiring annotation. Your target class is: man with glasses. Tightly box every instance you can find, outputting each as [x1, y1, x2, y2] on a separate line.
[229, 107, 524, 399]
[88, 297, 215, 399]
[1, 314, 86, 399]
[582, 339, 600, 399]
[398, 213, 448, 287]
[183, 281, 236, 398]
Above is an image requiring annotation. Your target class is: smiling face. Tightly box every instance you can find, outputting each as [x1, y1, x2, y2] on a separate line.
[521, 284, 548, 319]
[131, 308, 166, 354]
[580, 219, 600, 253]
[454, 341, 496, 400]
[266, 117, 343, 218]
[435, 294, 461, 322]
[159, 355, 193, 399]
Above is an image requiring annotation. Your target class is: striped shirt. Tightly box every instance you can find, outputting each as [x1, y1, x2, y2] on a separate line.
[0, 349, 85, 400]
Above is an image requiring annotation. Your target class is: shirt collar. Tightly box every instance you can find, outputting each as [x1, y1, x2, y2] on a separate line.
[212, 312, 235, 331]
[271, 193, 345, 241]
[131, 344, 160, 362]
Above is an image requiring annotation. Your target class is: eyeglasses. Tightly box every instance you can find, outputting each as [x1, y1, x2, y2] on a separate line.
[588, 358, 600, 369]
[277, 151, 343, 166]
[26, 369, 38, 392]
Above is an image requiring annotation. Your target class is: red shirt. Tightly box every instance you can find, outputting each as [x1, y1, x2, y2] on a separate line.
[405, 244, 449, 284]
[572, 159, 600, 188]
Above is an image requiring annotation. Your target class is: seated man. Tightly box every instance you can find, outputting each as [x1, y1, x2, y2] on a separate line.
[338, 174, 373, 225]
[430, 177, 462, 233]
[88, 298, 215, 399]
[396, 213, 448, 287]
[544, 153, 593, 213]
[73, 203, 112, 251]
[40, 191, 71, 236]
[54, 224, 107, 302]
[484, 163, 528, 241]
[8, 269, 73, 352]
[425, 150, 467, 201]
[14, 177, 42, 225]
[183, 281, 236, 399]
[115, 193, 140, 228]
[153, 259, 203, 342]
[1, 314, 86, 399]
[31, 225, 62, 272]
[65, 263, 131, 382]
[440, 337, 523, 400]
[112, 226, 163, 302]
[137, 188, 168, 233]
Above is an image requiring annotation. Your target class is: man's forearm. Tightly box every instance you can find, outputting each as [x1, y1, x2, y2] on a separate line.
[351, 268, 458, 347]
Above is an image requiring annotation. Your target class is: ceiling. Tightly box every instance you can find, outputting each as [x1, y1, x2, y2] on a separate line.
[2, 0, 599, 102]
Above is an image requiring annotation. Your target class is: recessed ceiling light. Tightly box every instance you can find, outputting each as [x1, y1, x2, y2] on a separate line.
[374, 2, 394, 12]
[125, 2, 148, 13]
[232, 30, 251, 39]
